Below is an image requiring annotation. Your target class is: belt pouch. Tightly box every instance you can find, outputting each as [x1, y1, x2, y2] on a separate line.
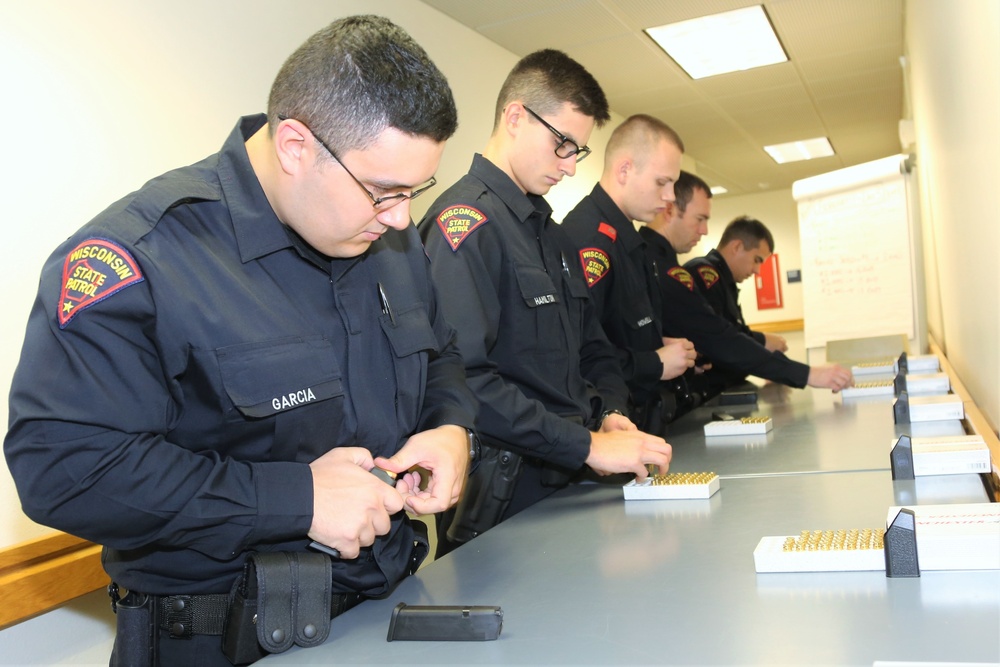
[222, 573, 265, 666]
[110, 591, 156, 667]
[222, 552, 333, 665]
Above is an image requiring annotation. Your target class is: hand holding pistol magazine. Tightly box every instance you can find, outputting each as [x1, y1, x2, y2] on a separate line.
[309, 466, 398, 558]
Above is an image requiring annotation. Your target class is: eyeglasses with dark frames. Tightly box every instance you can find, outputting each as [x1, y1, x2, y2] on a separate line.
[522, 106, 592, 163]
[277, 115, 437, 210]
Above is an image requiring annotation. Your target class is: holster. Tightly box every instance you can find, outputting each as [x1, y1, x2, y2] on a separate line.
[222, 551, 332, 666]
[445, 444, 523, 544]
[109, 586, 157, 667]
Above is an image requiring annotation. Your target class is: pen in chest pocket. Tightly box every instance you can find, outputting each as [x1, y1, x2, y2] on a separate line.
[377, 282, 396, 325]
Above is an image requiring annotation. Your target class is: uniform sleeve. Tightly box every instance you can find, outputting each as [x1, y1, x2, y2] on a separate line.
[4, 247, 313, 558]
[419, 206, 591, 470]
[576, 297, 630, 416]
[659, 272, 809, 388]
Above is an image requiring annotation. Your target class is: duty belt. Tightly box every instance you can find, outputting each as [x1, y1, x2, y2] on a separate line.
[109, 585, 365, 639]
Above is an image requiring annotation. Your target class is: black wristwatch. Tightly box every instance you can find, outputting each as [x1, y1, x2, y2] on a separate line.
[597, 409, 625, 429]
[466, 428, 481, 461]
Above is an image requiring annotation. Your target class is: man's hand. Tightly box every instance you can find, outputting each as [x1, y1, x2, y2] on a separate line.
[807, 364, 854, 392]
[375, 424, 469, 516]
[586, 430, 672, 480]
[658, 337, 697, 380]
[763, 333, 788, 353]
[600, 412, 638, 432]
[308, 447, 404, 559]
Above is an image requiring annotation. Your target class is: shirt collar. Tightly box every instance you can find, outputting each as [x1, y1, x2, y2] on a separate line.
[707, 248, 736, 285]
[217, 114, 295, 263]
[469, 154, 552, 224]
[639, 225, 679, 265]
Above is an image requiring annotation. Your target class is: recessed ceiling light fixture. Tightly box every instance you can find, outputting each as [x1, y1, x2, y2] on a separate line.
[763, 137, 835, 164]
[645, 5, 788, 80]
[709, 185, 729, 196]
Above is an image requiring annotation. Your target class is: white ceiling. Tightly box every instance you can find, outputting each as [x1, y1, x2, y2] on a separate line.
[420, 0, 905, 197]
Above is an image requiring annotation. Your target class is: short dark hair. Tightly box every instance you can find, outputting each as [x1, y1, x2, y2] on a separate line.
[674, 170, 712, 212]
[719, 216, 775, 253]
[493, 49, 610, 129]
[267, 15, 457, 153]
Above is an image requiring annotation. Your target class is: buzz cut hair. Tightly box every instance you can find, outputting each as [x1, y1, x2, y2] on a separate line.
[604, 114, 685, 171]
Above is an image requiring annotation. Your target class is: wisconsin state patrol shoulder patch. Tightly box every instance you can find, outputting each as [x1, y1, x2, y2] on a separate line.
[579, 248, 611, 287]
[696, 266, 720, 288]
[436, 205, 488, 251]
[59, 239, 144, 328]
[667, 267, 694, 291]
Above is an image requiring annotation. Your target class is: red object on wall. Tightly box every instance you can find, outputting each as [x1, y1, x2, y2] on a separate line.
[755, 253, 783, 310]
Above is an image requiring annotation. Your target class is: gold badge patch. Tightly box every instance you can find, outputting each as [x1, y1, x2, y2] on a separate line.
[436, 205, 488, 251]
[667, 267, 694, 291]
[697, 266, 720, 288]
[579, 248, 611, 287]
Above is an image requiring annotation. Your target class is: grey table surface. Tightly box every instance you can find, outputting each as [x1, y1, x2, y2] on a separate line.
[663, 381, 968, 478]
[264, 472, 996, 666]
[263, 383, 997, 666]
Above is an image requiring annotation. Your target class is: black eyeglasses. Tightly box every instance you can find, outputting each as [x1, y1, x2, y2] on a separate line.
[522, 106, 592, 163]
[278, 115, 437, 210]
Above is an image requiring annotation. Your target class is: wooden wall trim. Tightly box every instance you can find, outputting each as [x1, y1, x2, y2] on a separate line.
[749, 318, 804, 333]
[0, 532, 108, 630]
[929, 337, 1000, 499]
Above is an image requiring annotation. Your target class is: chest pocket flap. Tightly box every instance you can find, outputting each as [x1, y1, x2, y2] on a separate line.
[218, 336, 344, 418]
[380, 305, 440, 357]
[515, 264, 560, 308]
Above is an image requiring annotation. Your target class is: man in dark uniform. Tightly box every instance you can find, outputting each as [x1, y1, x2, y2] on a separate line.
[642, 171, 853, 398]
[562, 114, 699, 433]
[685, 216, 790, 354]
[4, 16, 476, 666]
[419, 51, 672, 555]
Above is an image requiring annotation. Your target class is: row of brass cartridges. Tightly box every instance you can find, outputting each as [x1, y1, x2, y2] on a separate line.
[650, 472, 719, 486]
[782, 528, 886, 551]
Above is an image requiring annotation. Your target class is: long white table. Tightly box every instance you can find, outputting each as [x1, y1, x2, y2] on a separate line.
[263, 383, 998, 666]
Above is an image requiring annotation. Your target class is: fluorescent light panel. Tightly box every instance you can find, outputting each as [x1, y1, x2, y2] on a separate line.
[645, 6, 787, 80]
[763, 137, 835, 164]
[709, 185, 729, 195]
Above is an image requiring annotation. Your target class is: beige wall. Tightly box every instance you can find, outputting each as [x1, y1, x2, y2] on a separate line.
[905, 0, 1000, 429]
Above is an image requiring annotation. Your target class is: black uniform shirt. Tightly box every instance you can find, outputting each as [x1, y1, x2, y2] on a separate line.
[639, 227, 809, 388]
[562, 184, 664, 404]
[4, 115, 476, 596]
[685, 249, 766, 345]
[418, 155, 628, 470]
